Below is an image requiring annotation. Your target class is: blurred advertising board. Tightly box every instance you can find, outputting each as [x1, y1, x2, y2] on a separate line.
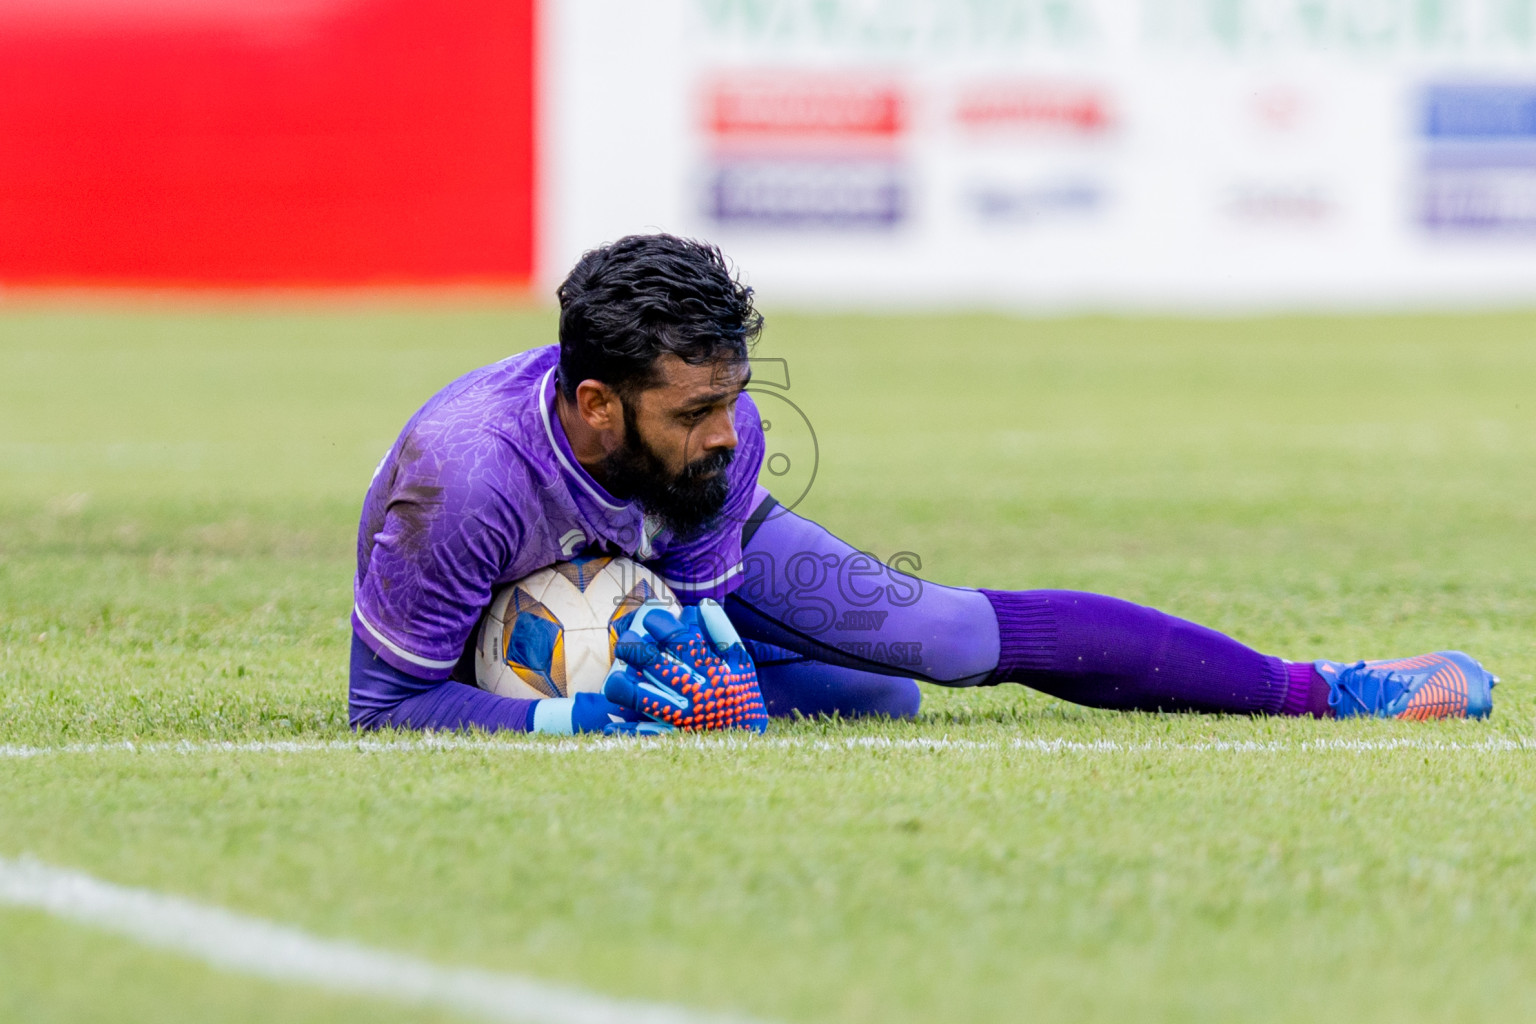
[1420, 84, 1536, 232]
[0, 0, 535, 286]
[544, 0, 1536, 308]
[13, 0, 1536, 305]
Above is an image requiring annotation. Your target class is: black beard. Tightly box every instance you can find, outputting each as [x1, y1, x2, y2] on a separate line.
[599, 406, 734, 540]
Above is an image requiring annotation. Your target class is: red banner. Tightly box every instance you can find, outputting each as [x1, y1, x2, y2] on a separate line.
[0, 0, 536, 286]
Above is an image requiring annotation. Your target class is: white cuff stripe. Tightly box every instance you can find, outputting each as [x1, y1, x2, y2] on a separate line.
[660, 563, 743, 592]
[353, 606, 461, 671]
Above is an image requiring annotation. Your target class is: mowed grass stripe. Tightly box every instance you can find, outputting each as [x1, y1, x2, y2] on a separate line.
[0, 856, 766, 1024]
[3, 733, 1533, 760]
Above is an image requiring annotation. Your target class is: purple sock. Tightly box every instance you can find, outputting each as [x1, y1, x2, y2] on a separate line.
[982, 589, 1307, 716]
[1281, 660, 1335, 718]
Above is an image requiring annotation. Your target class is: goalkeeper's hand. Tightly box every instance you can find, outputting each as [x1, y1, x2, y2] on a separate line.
[530, 692, 673, 736]
[602, 599, 769, 733]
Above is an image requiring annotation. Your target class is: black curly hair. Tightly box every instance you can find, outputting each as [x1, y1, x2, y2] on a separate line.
[555, 234, 762, 401]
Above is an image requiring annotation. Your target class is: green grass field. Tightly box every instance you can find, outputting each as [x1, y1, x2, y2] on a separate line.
[2, 301, 1534, 1023]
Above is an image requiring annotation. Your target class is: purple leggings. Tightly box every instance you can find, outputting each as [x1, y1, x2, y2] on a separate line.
[728, 495, 1312, 716]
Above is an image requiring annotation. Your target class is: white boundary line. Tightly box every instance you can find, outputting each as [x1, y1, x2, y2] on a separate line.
[0, 856, 762, 1024]
[2, 734, 1533, 760]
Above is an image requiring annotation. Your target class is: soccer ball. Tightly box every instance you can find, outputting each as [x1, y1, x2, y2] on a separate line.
[474, 555, 679, 700]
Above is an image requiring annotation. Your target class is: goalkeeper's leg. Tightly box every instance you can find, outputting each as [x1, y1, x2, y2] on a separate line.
[747, 640, 920, 719]
[727, 491, 1331, 716]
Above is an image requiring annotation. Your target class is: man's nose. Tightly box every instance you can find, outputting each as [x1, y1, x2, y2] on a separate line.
[705, 410, 738, 451]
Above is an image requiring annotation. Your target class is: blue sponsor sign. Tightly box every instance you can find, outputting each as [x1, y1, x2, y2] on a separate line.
[1422, 85, 1536, 139]
[707, 161, 906, 228]
[1420, 84, 1536, 232]
[966, 180, 1103, 223]
[1421, 161, 1536, 232]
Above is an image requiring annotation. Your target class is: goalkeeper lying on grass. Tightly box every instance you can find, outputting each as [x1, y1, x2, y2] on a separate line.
[349, 234, 1498, 735]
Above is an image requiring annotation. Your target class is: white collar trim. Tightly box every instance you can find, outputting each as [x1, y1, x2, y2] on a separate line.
[539, 368, 626, 512]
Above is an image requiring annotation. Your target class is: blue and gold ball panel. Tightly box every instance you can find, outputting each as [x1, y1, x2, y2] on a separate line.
[552, 553, 614, 592]
[609, 578, 661, 650]
[501, 588, 566, 698]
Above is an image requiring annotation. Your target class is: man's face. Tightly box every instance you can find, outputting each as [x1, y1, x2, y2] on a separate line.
[599, 354, 749, 537]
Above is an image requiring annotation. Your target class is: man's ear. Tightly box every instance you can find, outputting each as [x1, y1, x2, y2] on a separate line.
[574, 379, 623, 433]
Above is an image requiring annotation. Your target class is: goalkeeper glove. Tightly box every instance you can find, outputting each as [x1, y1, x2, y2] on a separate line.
[603, 599, 769, 732]
[530, 692, 673, 736]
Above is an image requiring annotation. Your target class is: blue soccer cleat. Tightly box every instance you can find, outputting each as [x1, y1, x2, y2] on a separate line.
[1315, 651, 1498, 720]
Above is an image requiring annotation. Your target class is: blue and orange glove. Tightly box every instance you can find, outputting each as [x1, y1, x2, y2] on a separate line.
[530, 693, 673, 736]
[602, 599, 769, 733]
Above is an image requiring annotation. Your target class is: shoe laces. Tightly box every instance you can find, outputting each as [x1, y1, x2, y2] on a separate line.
[1331, 661, 1412, 716]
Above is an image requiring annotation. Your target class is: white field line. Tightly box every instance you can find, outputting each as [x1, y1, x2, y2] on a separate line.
[0, 856, 762, 1024]
[2, 733, 1533, 761]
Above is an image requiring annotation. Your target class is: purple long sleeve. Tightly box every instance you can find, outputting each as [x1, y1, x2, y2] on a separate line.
[349, 632, 535, 732]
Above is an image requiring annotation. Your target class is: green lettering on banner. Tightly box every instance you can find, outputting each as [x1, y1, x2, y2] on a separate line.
[1208, 0, 1244, 49]
[1488, 0, 1536, 43]
[1141, 0, 1536, 54]
[696, 0, 1101, 53]
[697, 0, 1536, 53]
[1295, 0, 1331, 43]
[697, 0, 788, 37]
[1416, 0, 1467, 46]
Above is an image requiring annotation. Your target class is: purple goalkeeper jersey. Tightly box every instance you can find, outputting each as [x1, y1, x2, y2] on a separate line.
[352, 345, 765, 680]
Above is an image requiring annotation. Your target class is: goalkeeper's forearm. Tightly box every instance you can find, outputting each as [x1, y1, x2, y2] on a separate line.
[349, 631, 634, 734]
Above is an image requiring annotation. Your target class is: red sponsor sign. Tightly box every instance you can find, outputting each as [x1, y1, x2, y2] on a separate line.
[706, 76, 906, 139]
[0, 0, 536, 286]
[955, 82, 1113, 135]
